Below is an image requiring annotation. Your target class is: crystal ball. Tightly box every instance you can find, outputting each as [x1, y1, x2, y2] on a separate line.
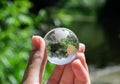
[44, 28, 79, 65]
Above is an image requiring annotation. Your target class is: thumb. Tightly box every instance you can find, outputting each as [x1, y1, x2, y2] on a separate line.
[22, 36, 47, 84]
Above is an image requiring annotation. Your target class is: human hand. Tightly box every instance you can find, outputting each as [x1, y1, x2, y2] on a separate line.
[46, 42, 90, 84]
[22, 36, 91, 84]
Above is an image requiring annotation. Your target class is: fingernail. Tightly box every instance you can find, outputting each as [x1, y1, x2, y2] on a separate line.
[73, 59, 81, 65]
[32, 36, 41, 50]
[31, 36, 45, 59]
[79, 43, 85, 53]
[73, 59, 81, 67]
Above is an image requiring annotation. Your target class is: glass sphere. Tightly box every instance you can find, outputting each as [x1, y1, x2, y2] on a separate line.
[44, 28, 79, 65]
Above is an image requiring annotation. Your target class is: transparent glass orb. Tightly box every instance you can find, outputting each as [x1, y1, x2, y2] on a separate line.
[44, 28, 79, 65]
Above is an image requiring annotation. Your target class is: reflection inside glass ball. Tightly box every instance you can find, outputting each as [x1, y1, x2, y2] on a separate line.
[44, 28, 79, 65]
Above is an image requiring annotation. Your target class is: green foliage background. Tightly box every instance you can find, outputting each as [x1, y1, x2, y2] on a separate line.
[0, 0, 34, 84]
[0, 0, 55, 83]
[0, 0, 120, 84]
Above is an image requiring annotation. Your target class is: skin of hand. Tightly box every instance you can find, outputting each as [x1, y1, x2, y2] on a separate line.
[22, 36, 91, 84]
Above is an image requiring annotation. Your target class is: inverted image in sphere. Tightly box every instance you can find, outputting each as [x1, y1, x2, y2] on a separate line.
[44, 28, 79, 65]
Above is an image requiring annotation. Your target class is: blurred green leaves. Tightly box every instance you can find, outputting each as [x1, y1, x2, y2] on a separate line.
[0, 0, 34, 84]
